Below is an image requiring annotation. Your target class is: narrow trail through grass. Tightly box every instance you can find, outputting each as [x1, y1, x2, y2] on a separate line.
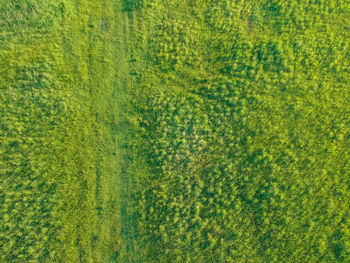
[111, 6, 142, 262]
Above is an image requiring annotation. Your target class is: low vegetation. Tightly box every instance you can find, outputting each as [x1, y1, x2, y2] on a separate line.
[128, 0, 350, 262]
[1, 0, 349, 262]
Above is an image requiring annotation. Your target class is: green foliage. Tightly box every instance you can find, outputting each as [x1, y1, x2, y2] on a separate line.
[1, 0, 349, 262]
[126, 0, 350, 262]
[122, 0, 144, 12]
[0, 0, 123, 262]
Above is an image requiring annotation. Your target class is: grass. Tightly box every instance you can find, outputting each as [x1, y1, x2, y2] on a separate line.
[1, 0, 349, 262]
[0, 0, 128, 262]
[122, 0, 350, 262]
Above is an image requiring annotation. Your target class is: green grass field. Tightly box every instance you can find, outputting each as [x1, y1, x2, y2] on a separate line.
[1, 0, 349, 262]
[0, 1, 126, 262]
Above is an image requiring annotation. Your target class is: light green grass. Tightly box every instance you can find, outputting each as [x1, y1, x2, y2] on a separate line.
[1, 0, 349, 262]
[0, 0, 129, 262]
[122, 0, 350, 262]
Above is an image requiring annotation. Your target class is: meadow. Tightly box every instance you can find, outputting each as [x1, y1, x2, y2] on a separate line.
[1, 0, 349, 262]
[0, 0, 126, 262]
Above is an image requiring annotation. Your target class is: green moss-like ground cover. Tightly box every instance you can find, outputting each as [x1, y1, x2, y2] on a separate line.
[125, 0, 350, 262]
[1, 0, 349, 262]
[0, 1, 127, 262]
